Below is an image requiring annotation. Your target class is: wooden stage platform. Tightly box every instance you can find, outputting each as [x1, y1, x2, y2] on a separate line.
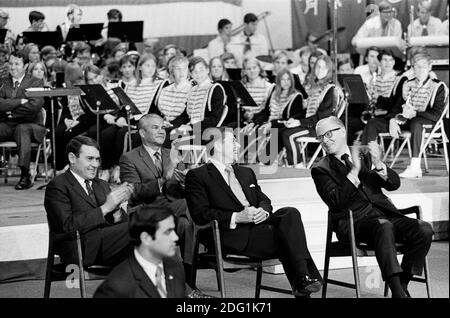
[0, 156, 448, 282]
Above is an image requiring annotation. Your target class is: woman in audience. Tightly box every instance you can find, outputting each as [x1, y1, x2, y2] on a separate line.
[303, 50, 325, 91]
[281, 55, 339, 168]
[23, 43, 40, 66]
[253, 68, 304, 164]
[153, 55, 191, 145]
[114, 53, 167, 154]
[220, 52, 237, 69]
[240, 57, 274, 132]
[209, 56, 229, 82]
[27, 61, 49, 86]
[118, 54, 137, 91]
[290, 47, 312, 84]
[272, 51, 290, 75]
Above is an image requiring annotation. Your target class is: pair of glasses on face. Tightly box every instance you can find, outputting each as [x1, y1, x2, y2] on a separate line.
[316, 127, 341, 142]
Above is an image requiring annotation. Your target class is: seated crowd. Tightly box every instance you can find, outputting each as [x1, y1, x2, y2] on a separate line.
[0, 1, 448, 298]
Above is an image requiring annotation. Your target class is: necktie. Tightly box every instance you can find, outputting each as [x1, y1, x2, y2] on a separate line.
[421, 25, 428, 36]
[12, 81, 20, 98]
[340, 154, 353, 171]
[154, 152, 163, 176]
[224, 165, 250, 207]
[244, 34, 252, 54]
[85, 180, 98, 205]
[155, 265, 167, 298]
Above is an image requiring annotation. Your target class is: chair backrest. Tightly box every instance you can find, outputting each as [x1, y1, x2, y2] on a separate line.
[216, 105, 228, 127]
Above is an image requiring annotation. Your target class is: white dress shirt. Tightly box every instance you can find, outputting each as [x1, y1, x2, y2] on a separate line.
[134, 249, 167, 298]
[70, 169, 91, 195]
[209, 159, 268, 229]
[207, 35, 228, 60]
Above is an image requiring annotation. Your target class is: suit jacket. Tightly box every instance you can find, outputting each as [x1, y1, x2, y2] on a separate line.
[185, 163, 272, 252]
[0, 74, 44, 123]
[44, 170, 115, 266]
[119, 145, 184, 208]
[94, 254, 187, 298]
[311, 153, 404, 241]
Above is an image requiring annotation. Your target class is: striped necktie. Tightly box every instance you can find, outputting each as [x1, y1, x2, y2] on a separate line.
[12, 81, 20, 98]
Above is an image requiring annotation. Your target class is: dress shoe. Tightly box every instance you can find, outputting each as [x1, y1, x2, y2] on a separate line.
[15, 175, 33, 190]
[293, 275, 322, 296]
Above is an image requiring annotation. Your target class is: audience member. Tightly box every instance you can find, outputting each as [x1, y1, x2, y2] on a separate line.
[0, 51, 45, 189]
[311, 116, 434, 298]
[44, 136, 134, 267]
[25, 10, 49, 32]
[93, 205, 188, 298]
[209, 56, 229, 82]
[185, 127, 322, 298]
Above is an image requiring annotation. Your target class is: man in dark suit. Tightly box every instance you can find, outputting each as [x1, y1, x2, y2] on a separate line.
[44, 136, 134, 267]
[119, 114, 193, 272]
[311, 116, 434, 298]
[0, 51, 45, 189]
[94, 205, 188, 298]
[185, 127, 322, 297]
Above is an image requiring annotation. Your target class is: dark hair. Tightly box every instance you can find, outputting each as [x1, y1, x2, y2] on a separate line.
[244, 13, 258, 23]
[188, 56, 208, 72]
[119, 54, 135, 68]
[83, 64, 101, 83]
[29, 11, 45, 24]
[220, 52, 235, 62]
[218, 18, 232, 31]
[65, 136, 100, 159]
[73, 42, 90, 57]
[129, 205, 174, 245]
[337, 56, 354, 69]
[163, 44, 178, 56]
[364, 46, 380, 61]
[107, 9, 122, 21]
[378, 49, 395, 62]
[9, 51, 26, 64]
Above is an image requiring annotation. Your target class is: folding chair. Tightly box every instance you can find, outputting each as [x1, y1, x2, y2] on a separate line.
[44, 230, 112, 298]
[190, 220, 293, 298]
[322, 206, 432, 298]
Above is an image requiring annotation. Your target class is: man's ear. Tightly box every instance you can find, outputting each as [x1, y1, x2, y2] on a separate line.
[68, 152, 76, 165]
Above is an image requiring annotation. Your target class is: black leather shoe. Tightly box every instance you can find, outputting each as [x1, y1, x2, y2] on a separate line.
[293, 275, 322, 296]
[15, 175, 33, 190]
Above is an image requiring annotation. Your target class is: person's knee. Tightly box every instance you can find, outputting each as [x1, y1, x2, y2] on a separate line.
[375, 219, 394, 235]
[277, 206, 301, 219]
[417, 220, 434, 241]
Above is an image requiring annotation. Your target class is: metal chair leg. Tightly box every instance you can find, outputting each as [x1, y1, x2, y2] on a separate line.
[255, 267, 262, 298]
[424, 256, 432, 298]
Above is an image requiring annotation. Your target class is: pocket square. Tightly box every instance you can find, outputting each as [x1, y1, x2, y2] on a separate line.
[249, 184, 255, 188]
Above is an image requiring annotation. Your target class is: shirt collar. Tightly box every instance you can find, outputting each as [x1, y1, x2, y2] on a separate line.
[143, 144, 161, 159]
[209, 158, 229, 173]
[70, 169, 91, 187]
[134, 248, 163, 278]
[12, 74, 25, 86]
[334, 146, 352, 162]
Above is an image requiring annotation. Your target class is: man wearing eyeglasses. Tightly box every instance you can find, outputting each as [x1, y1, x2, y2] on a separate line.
[352, 1, 402, 47]
[311, 116, 433, 298]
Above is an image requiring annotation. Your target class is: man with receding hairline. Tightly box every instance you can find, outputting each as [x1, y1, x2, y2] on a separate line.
[311, 116, 433, 298]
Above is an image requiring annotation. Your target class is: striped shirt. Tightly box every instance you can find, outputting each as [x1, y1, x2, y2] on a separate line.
[403, 78, 445, 113]
[67, 95, 84, 120]
[243, 78, 274, 114]
[373, 71, 397, 99]
[186, 81, 214, 124]
[127, 78, 163, 114]
[157, 81, 191, 122]
[268, 95, 290, 121]
[305, 84, 334, 118]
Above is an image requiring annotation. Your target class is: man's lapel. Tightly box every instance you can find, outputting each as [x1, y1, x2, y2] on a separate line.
[207, 163, 242, 205]
[232, 165, 254, 205]
[163, 258, 176, 298]
[129, 255, 161, 298]
[91, 178, 106, 205]
[64, 170, 97, 207]
[138, 146, 160, 178]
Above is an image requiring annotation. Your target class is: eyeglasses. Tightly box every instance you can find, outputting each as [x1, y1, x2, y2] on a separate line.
[316, 127, 341, 142]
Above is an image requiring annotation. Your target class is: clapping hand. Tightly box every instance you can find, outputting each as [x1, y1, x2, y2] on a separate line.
[350, 141, 362, 175]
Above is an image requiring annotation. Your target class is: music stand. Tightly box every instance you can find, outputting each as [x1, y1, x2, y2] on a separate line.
[337, 74, 369, 130]
[22, 31, 63, 49]
[77, 84, 119, 143]
[226, 68, 242, 81]
[66, 23, 104, 42]
[0, 29, 6, 44]
[218, 80, 258, 144]
[108, 21, 143, 42]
